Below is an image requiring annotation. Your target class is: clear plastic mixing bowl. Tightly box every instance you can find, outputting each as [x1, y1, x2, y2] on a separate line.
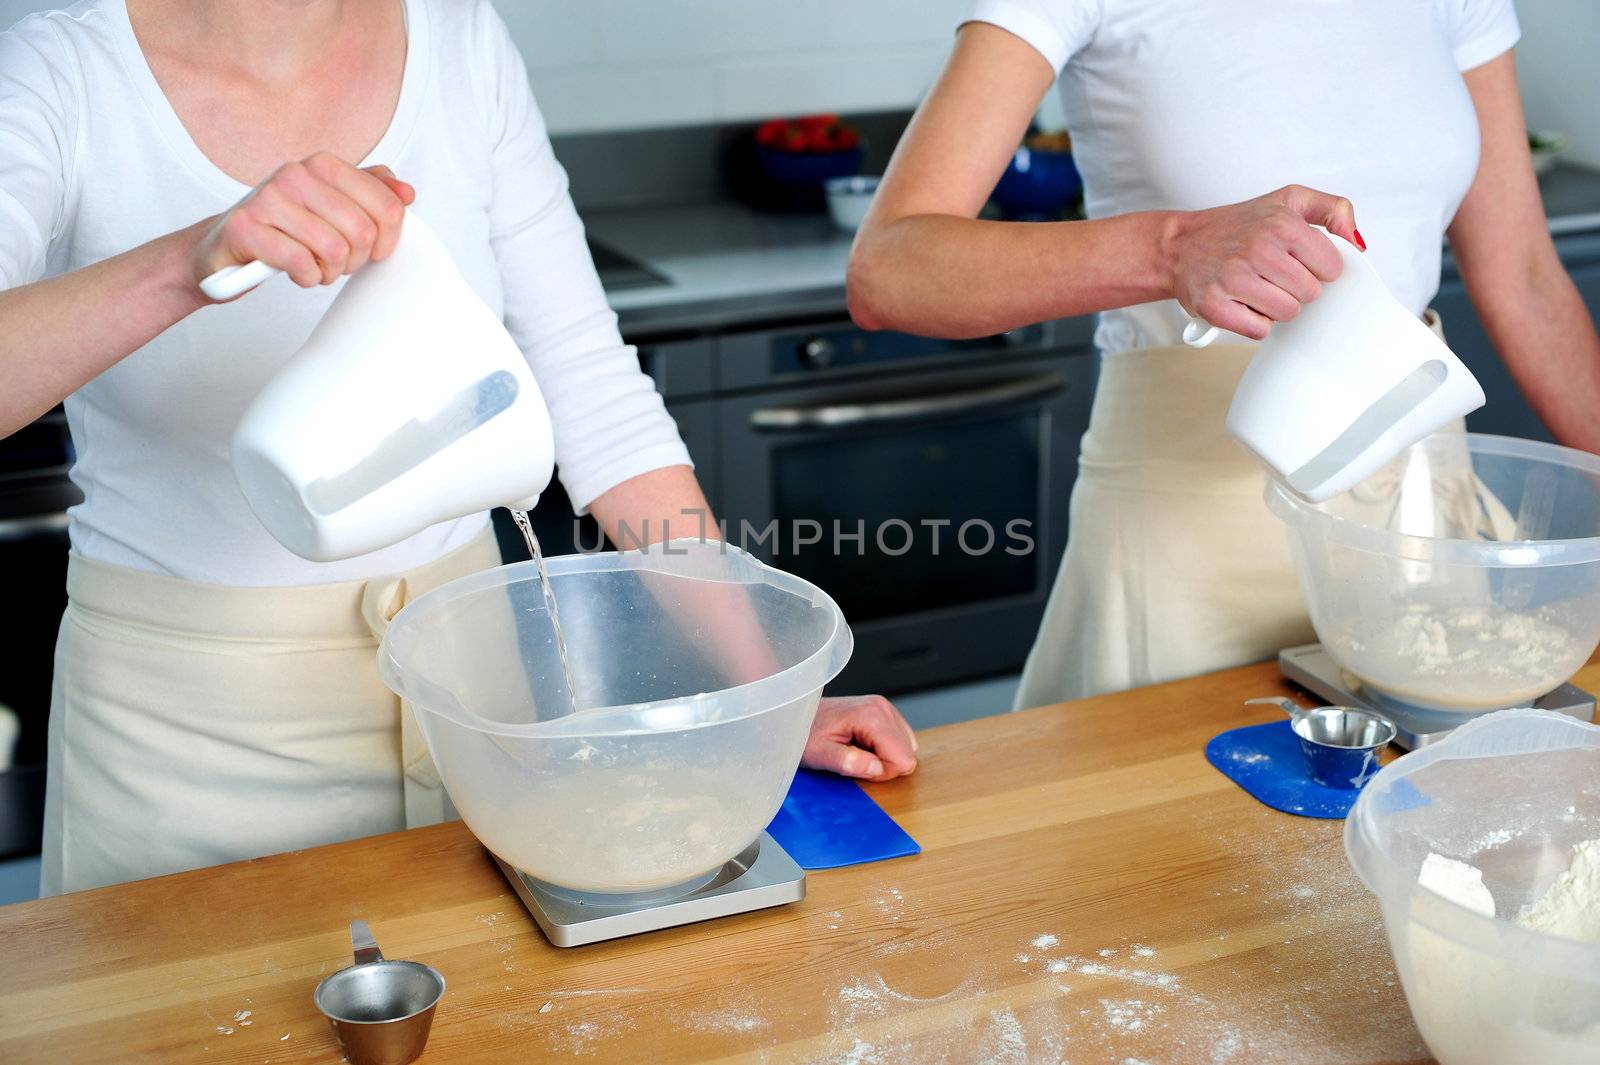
[378, 540, 851, 895]
[1346, 711, 1600, 1065]
[1268, 433, 1600, 713]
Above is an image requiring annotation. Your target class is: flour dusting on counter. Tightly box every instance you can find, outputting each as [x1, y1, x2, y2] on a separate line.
[1101, 998, 1161, 1032]
[685, 1007, 767, 1034]
[986, 1007, 1028, 1064]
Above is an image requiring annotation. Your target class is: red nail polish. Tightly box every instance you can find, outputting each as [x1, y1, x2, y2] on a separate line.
[1353, 227, 1367, 251]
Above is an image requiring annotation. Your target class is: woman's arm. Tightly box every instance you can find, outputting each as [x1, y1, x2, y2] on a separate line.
[1448, 52, 1600, 454]
[849, 22, 1360, 341]
[0, 155, 412, 438]
[585, 464, 713, 548]
[0, 225, 208, 436]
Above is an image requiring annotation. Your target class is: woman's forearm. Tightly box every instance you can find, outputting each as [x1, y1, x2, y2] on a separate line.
[847, 210, 1179, 339]
[0, 221, 209, 436]
[0, 156, 418, 440]
[585, 465, 784, 684]
[1467, 255, 1600, 454]
[585, 464, 715, 548]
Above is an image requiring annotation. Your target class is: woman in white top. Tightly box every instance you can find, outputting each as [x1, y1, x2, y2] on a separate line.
[850, 0, 1600, 709]
[0, 0, 917, 895]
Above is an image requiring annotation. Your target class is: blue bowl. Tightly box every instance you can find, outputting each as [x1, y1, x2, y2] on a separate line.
[758, 146, 864, 187]
[991, 147, 1082, 219]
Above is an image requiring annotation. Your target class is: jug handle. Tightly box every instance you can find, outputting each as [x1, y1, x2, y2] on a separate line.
[1182, 317, 1221, 347]
[200, 260, 281, 302]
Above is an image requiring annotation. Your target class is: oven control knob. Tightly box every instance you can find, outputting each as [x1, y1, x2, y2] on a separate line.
[799, 337, 836, 368]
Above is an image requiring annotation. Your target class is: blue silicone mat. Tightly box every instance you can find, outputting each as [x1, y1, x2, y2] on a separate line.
[1205, 719, 1366, 819]
[765, 769, 921, 869]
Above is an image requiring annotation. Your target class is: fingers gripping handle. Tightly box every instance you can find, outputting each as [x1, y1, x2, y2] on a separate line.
[199, 260, 281, 301]
[1182, 317, 1221, 347]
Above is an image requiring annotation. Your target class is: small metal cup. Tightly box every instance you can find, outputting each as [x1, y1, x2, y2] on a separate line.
[314, 920, 445, 1065]
[1247, 698, 1397, 790]
[1289, 706, 1396, 789]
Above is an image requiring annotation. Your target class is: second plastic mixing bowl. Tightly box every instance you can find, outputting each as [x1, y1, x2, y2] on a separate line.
[1346, 710, 1600, 1065]
[1269, 433, 1600, 713]
[378, 540, 852, 895]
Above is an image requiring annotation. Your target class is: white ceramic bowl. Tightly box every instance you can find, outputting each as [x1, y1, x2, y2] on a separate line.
[825, 175, 879, 232]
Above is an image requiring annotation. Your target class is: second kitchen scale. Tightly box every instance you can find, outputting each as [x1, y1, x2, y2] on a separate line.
[1279, 642, 1598, 750]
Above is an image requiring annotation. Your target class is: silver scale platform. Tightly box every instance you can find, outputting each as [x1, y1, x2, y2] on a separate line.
[1279, 642, 1597, 750]
[496, 833, 805, 947]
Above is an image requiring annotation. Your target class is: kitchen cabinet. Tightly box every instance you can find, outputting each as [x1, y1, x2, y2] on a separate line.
[1437, 229, 1600, 442]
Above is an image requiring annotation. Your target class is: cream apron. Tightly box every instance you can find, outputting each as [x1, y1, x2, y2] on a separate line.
[40, 528, 501, 896]
[1015, 314, 1449, 709]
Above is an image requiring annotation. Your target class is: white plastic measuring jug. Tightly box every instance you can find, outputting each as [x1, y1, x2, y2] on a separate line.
[1184, 230, 1485, 503]
[209, 211, 555, 562]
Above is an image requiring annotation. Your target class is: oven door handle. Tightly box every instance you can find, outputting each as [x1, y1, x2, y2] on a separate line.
[749, 371, 1067, 431]
[0, 512, 70, 542]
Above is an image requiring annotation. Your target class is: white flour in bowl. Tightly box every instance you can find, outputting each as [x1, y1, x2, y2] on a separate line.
[1325, 604, 1587, 711]
[468, 766, 774, 893]
[1403, 840, 1600, 1064]
[1518, 839, 1600, 943]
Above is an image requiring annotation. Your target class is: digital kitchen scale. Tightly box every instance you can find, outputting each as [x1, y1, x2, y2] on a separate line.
[1279, 642, 1597, 750]
[495, 832, 805, 948]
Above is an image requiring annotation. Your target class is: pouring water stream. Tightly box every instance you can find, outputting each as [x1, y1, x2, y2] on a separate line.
[508, 508, 580, 715]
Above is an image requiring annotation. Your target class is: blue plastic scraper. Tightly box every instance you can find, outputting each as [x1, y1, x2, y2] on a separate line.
[765, 768, 921, 869]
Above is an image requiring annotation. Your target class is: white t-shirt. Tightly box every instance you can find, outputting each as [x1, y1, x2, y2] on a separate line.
[966, 0, 1521, 356]
[0, 0, 692, 585]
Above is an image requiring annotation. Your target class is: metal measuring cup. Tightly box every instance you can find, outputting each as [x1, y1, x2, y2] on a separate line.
[1246, 697, 1397, 790]
[314, 920, 446, 1065]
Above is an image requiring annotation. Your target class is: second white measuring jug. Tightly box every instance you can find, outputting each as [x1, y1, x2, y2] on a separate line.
[1185, 230, 1485, 503]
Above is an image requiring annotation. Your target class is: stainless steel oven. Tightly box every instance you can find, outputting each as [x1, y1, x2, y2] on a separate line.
[0, 406, 80, 859]
[711, 316, 1095, 694]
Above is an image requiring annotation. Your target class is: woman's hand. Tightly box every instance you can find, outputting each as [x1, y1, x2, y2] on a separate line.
[802, 695, 919, 782]
[191, 153, 415, 296]
[1164, 184, 1363, 340]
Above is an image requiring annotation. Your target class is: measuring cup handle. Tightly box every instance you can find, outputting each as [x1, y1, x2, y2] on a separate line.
[199, 260, 281, 301]
[1182, 317, 1222, 348]
[1244, 696, 1305, 719]
[350, 920, 386, 966]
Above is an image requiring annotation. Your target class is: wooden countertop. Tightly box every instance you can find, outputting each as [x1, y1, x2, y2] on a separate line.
[11, 657, 1592, 1064]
